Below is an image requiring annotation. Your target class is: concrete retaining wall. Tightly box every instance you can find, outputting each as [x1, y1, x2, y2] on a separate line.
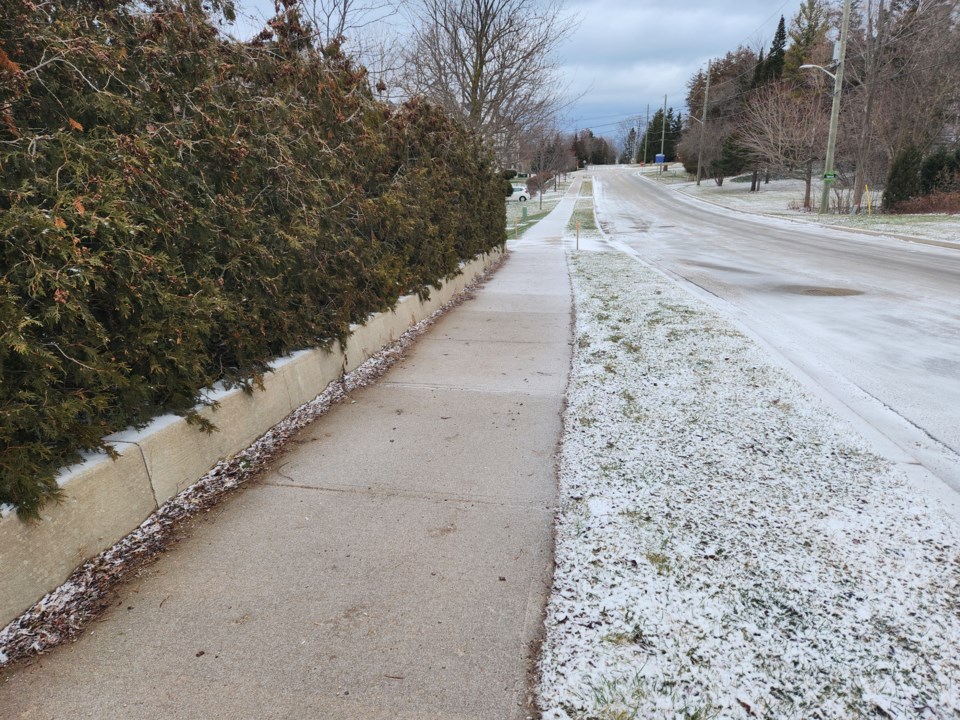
[0, 249, 501, 628]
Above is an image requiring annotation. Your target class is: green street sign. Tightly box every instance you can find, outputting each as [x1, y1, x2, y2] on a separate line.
[824, 172, 837, 180]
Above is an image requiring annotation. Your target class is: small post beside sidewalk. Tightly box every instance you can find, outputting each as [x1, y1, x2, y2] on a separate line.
[576, 221, 580, 250]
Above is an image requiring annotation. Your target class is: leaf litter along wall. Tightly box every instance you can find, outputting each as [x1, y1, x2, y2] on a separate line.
[0, 0, 506, 518]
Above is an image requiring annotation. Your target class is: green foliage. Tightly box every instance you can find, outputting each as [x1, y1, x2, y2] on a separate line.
[710, 136, 751, 185]
[784, 0, 831, 81]
[752, 17, 787, 88]
[766, 16, 788, 82]
[883, 144, 923, 211]
[919, 147, 960, 196]
[501, 169, 517, 196]
[0, 0, 504, 518]
[638, 109, 682, 163]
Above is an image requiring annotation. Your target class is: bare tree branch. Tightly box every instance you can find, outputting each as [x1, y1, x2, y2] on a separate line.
[402, 0, 578, 166]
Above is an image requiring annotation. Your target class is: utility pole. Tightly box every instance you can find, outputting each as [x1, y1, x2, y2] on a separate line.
[696, 61, 711, 186]
[633, 115, 641, 163]
[820, 0, 852, 214]
[659, 94, 667, 174]
[643, 104, 650, 167]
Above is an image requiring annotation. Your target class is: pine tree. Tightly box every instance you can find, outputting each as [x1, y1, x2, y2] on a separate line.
[766, 16, 787, 82]
[752, 49, 766, 88]
[646, 109, 665, 161]
[784, 0, 831, 80]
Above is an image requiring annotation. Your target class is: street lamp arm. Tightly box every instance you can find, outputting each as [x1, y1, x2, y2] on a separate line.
[799, 63, 837, 81]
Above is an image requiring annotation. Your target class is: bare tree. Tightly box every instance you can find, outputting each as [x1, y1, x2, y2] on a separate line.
[520, 124, 570, 207]
[739, 81, 829, 209]
[292, 0, 407, 95]
[296, 0, 397, 42]
[614, 118, 638, 163]
[402, 0, 577, 165]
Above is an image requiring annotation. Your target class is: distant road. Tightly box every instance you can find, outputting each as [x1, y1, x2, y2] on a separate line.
[593, 166, 960, 495]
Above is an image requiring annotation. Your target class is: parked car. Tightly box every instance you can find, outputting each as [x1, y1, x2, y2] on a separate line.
[511, 186, 530, 202]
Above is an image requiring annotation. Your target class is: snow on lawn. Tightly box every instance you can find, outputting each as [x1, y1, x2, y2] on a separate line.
[675, 177, 960, 246]
[538, 250, 960, 719]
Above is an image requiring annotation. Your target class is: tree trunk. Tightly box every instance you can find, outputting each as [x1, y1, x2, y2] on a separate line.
[851, 0, 888, 213]
[804, 160, 813, 210]
[750, 169, 759, 192]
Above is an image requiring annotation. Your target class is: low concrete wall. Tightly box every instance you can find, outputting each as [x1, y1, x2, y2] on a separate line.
[0, 249, 501, 628]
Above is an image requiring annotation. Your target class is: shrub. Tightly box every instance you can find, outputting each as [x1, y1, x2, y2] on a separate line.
[883, 144, 923, 212]
[919, 148, 960, 196]
[893, 192, 960, 215]
[0, 0, 505, 517]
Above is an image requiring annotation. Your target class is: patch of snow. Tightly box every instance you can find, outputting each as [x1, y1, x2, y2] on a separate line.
[537, 250, 960, 718]
[673, 175, 960, 247]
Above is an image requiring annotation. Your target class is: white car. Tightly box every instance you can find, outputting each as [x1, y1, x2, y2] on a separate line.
[511, 186, 530, 202]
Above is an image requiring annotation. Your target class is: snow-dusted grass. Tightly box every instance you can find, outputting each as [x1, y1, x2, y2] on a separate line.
[823, 212, 960, 244]
[506, 181, 572, 238]
[676, 177, 960, 245]
[638, 165, 692, 185]
[568, 200, 600, 238]
[538, 250, 960, 719]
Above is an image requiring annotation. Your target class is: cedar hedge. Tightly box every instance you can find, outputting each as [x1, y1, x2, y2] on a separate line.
[0, 0, 506, 518]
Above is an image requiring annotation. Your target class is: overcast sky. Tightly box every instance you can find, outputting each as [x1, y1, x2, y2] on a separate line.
[227, 0, 803, 138]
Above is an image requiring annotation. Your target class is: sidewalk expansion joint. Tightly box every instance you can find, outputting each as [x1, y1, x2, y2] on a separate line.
[260, 480, 556, 512]
[382, 381, 561, 397]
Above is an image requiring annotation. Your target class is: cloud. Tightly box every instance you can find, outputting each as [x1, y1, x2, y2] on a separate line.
[558, 0, 798, 131]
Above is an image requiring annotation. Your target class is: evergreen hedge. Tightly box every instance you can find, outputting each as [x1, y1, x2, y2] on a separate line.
[0, 0, 505, 517]
[882, 145, 922, 212]
[920, 148, 960, 196]
[884, 144, 960, 212]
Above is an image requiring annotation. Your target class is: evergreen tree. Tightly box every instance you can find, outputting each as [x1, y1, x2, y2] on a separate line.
[641, 109, 683, 162]
[711, 136, 750, 185]
[571, 130, 586, 166]
[766, 16, 787, 82]
[624, 127, 637, 163]
[752, 49, 766, 88]
[677, 46, 758, 182]
[646, 109, 665, 162]
[919, 147, 960, 195]
[670, 111, 683, 160]
[883, 144, 923, 211]
[784, 0, 831, 80]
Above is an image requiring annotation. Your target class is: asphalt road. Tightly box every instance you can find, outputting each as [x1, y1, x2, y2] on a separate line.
[592, 166, 960, 496]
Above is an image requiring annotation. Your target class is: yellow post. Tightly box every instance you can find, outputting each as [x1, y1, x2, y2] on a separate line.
[865, 184, 872, 215]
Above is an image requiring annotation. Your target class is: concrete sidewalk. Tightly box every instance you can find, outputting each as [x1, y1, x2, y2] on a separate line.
[0, 188, 579, 719]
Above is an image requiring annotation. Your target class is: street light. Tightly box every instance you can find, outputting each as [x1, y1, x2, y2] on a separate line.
[802, 61, 841, 213]
[800, 0, 852, 214]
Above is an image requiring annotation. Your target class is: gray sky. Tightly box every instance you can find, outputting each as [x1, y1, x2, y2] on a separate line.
[227, 0, 802, 137]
